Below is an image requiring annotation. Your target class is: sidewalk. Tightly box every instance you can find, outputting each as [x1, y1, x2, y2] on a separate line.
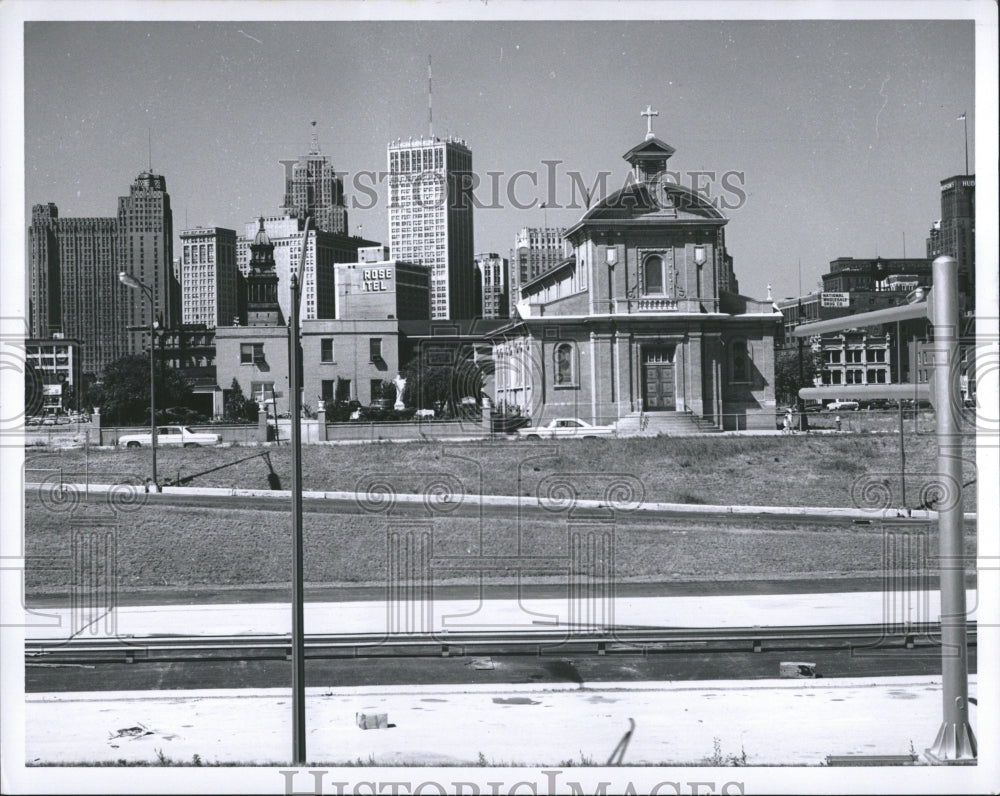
[36, 481, 978, 522]
[24, 676, 971, 767]
[24, 590, 980, 641]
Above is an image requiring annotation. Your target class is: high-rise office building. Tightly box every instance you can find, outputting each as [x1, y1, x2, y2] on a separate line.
[926, 174, 975, 307]
[117, 171, 177, 353]
[387, 136, 475, 320]
[508, 226, 567, 315]
[280, 130, 349, 235]
[28, 203, 123, 376]
[179, 227, 240, 328]
[475, 252, 508, 319]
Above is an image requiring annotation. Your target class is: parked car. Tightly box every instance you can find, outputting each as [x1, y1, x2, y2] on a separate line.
[26, 416, 42, 426]
[826, 400, 860, 412]
[118, 425, 221, 448]
[517, 418, 616, 440]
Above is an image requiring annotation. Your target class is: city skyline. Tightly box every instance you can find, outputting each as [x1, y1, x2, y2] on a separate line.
[17, 13, 984, 305]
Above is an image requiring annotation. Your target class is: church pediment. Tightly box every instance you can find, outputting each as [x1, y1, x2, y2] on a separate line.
[623, 137, 676, 162]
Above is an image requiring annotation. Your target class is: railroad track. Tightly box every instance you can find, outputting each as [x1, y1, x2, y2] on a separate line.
[25, 622, 976, 665]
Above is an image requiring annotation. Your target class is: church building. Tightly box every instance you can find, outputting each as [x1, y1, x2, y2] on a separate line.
[491, 111, 780, 432]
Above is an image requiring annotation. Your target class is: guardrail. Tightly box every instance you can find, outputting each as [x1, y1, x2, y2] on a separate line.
[25, 621, 975, 664]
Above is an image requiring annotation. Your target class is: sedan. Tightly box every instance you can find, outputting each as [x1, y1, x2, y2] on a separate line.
[517, 418, 617, 440]
[118, 425, 221, 448]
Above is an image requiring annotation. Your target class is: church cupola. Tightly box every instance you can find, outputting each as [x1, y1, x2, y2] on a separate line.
[623, 105, 676, 184]
[246, 217, 284, 326]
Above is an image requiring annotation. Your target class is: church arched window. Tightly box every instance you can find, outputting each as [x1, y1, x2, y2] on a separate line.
[643, 255, 664, 294]
[554, 342, 577, 388]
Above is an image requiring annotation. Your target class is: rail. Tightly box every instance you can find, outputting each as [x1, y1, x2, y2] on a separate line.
[25, 621, 976, 665]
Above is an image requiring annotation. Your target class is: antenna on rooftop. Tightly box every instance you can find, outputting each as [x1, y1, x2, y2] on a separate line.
[147, 127, 152, 171]
[310, 120, 319, 154]
[428, 55, 433, 138]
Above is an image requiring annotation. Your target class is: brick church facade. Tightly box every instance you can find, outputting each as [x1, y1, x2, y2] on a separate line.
[491, 119, 780, 431]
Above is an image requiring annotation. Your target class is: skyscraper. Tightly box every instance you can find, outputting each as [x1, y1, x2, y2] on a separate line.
[280, 129, 349, 235]
[387, 136, 475, 320]
[508, 226, 567, 315]
[117, 171, 177, 353]
[475, 252, 508, 319]
[179, 227, 240, 328]
[28, 203, 123, 376]
[926, 174, 975, 307]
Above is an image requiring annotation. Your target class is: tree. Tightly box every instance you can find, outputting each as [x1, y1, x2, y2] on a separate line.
[23, 359, 44, 417]
[774, 346, 822, 405]
[224, 378, 258, 422]
[98, 354, 193, 425]
[399, 352, 486, 416]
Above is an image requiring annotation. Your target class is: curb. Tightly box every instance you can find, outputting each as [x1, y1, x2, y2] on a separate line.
[28, 481, 977, 522]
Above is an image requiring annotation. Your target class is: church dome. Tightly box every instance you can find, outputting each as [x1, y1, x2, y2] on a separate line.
[252, 217, 271, 246]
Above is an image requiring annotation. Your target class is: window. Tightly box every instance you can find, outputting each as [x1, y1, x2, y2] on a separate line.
[370, 379, 384, 402]
[369, 338, 383, 362]
[250, 381, 275, 403]
[825, 350, 842, 364]
[643, 255, 664, 294]
[553, 342, 577, 387]
[870, 349, 886, 363]
[240, 343, 264, 364]
[320, 338, 334, 363]
[846, 369, 864, 384]
[321, 379, 335, 402]
[846, 350, 863, 364]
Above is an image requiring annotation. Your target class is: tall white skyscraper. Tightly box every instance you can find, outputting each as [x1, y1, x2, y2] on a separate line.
[387, 136, 474, 319]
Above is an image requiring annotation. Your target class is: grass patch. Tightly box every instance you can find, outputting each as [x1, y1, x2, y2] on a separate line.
[23, 499, 976, 592]
[24, 432, 977, 511]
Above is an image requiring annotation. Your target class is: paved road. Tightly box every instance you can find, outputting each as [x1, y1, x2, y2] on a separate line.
[26, 644, 972, 693]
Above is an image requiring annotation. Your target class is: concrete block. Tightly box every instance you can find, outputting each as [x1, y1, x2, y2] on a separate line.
[779, 661, 818, 678]
[356, 712, 388, 730]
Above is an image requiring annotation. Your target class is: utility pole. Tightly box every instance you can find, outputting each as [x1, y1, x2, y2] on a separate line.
[924, 255, 976, 763]
[289, 217, 311, 764]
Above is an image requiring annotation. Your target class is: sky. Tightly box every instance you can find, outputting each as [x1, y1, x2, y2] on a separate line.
[19, 9, 980, 302]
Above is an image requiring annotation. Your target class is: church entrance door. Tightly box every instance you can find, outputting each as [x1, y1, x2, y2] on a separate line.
[643, 347, 676, 411]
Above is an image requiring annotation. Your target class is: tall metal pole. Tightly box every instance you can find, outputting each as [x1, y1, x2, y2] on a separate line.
[149, 304, 158, 492]
[962, 113, 969, 175]
[925, 255, 976, 762]
[290, 217, 311, 764]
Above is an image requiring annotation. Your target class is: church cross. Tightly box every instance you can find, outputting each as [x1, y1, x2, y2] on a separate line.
[642, 105, 659, 139]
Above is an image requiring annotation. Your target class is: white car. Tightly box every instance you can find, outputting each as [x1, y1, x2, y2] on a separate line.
[826, 400, 860, 412]
[118, 425, 220, 448]
[517, 418, 616, 440]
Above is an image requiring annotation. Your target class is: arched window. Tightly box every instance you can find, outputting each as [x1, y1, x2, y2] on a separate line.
[644, 255, 663, 294]
[554, 342, 577, 387]
[730, 339, 750, 383]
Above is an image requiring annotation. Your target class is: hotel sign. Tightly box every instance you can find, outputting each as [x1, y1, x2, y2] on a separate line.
[821, 292, 850, 308]
[363, 267, 393, 292]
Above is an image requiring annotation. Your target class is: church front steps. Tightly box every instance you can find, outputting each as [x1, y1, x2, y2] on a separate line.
[614, 411, 722, 438]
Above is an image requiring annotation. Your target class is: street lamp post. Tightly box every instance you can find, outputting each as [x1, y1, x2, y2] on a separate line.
[119, 271, 159, 492]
